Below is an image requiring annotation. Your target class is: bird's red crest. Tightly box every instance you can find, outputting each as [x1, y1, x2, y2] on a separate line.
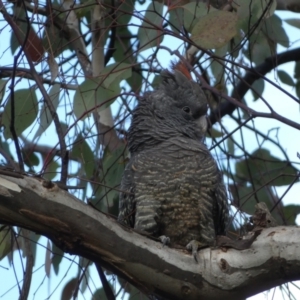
[171, 61, 192, 80]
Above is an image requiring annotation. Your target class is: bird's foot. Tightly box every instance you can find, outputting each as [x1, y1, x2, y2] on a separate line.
[186, 240, 205, 262]
[159, 235, 170, 246]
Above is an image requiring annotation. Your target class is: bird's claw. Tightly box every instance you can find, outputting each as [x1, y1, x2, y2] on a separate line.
[186, 240, 201, 262]
[159, 235, 170, 246]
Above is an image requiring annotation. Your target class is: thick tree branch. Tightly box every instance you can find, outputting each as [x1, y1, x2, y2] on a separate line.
[210, 47, 300, 125]
[0, 174, 300, 300]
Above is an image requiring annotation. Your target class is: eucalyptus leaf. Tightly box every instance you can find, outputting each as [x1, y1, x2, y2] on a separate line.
[43, 22, 69, 57]
[22, 150, 40, 167]
[61, 278, 77, 300]
[227, 138, 235, 155]
[230, 184, 270, 215]
[235, 148, 298, 186]
[34, 84, 60, 140]
[112, 27, 133, 64]
[211, 44, 228, 84]
[294, 61, 300, 79]
[100, 62, 132, 88]
[97, 145, 127, 214]
[52, 242, 64, 275]
[282, 204, 300, 225]
[285, 18, 300, 29]
[72, 135, 94, 179]
[73, 63, 131, 120]
[43, 160, 60, 181]
[75, 0, 94, 18]
[191, 11, 238, 50]
[138, 2, 164, 52]
[251, 79, 265, 101]
[246, 31, 274, 65]
[234, 0, 276, 24]
[0, 79, 8, 102]
[0, 227, 12, 260]
[92, 284, 114, 300]
[229, 184, 282, 224]
[2, 88, 38, 139]
[208, 128, 223, 138]
[262, 14, 289, 48]
[168, 7, 184, 32]
[182, 2, 216, 31]
[296, 81, 300, 101]
[278, 70, 294, 86]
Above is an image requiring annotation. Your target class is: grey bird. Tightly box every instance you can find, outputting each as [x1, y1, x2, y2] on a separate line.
[118, 68, 228, 258]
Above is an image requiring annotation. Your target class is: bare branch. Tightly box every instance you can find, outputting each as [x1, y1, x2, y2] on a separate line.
[210, 47, 300, 125]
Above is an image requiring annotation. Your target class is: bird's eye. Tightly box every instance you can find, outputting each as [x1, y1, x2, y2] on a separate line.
[182, 106, 191, 114]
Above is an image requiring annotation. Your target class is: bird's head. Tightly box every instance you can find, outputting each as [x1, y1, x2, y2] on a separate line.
[128, 69, 208, 153]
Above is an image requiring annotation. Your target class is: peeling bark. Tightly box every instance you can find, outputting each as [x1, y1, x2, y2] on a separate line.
[0, 174, 300, 299]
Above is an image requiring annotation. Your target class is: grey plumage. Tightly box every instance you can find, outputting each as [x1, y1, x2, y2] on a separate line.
[118, 69, 228, 250]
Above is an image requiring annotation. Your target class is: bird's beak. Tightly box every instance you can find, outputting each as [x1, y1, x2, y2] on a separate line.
[197, 115, 208, 135]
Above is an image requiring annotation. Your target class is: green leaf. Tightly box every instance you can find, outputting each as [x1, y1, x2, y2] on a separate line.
[294, 61, 300, 79]
[182, 2, 217, 31]
[127, 70, 143, 93]
[101, 62, 132, 87]
[2, 87, 38, 139]
[0, 136, 11, 162]
[246, 31, 275, 65]
[116, 0, 135, 25]
[229, 184, 278, 219]
[43, 160, 60, 181]
[168, 7, 184, 32]
[52, 243, 64, 275]
[282, 204, 300, 225]
[10, 6, 26, 55]
[251, 79, 265, 101]
[43, 21, 69, 57]
[208, 127, 223, 138]
[112, 27, 133, 64]
[92, 283, 114, 300]
[138, 2, 164, 52]
[234, 0, 276, 25]
[22, 150, 40, 167]
[278, 70, 294, 86]
[72, 135, 94, 179]
[96, 145, 127, 215]
[235, 148, 299, 186]
[20, 231, 40, 266]
[191, 11, 238, 50]
[211, 44, 228, 83]
[262, 14, 289, 48]
[61, 278, 77, 300]
[227, 138, 234, 155]
[285, 18, 300, 29]
[73, 63, 131, 120]
[296, 81, 300, 100]
[0, 79, 8, 103]
[0, 227, 12, 260]
[74, 79, 118, 119]
[34, 84, 60, 140]
[75, 0, 94, 18]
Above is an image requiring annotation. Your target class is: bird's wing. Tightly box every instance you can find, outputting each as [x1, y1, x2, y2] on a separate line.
[213, 176, 228, 236]
[118, 158, 136, 228]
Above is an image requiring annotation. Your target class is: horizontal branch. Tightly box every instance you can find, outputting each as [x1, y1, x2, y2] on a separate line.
[0, 174, 299, 299]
